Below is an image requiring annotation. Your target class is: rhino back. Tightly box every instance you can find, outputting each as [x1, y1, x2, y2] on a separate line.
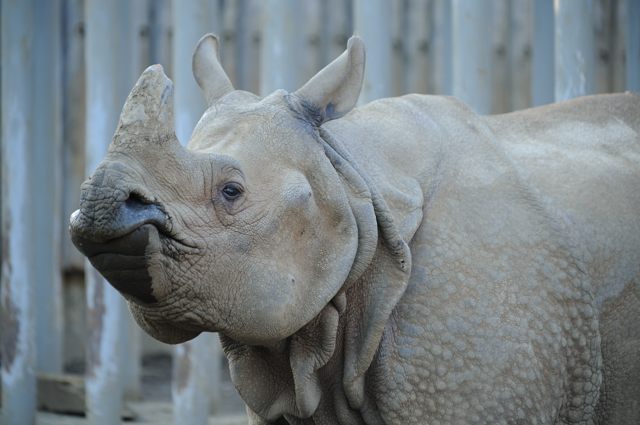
[324, 93, 639, 423]
[485, 93, 640, 423]
[486, 92, 640, 310]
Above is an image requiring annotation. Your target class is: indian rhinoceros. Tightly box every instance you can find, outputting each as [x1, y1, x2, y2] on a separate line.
[70, 35, 640, 424]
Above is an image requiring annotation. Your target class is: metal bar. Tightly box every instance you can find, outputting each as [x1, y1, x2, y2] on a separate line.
[627, 0, 640, 91]
[353, 0, 393, 103]
[429, 0, 452, 95]
[1, 0, 37, 423]
[121, 1, 150, 401]
[61, 0, 86, 274]
[171, 1, 222, 422]
[85, 0, 133, 423]
[32, 0, 64, 374]
[403, 0, 430, 95]
[532, 0, 554, 106]
[452, 0, 493, 114]
[554, 0, 595, 101]
[260, 0, 307, 95]
[508, 0, 532, 111]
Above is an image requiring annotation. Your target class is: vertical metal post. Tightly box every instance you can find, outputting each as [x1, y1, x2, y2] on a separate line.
[260, 0, 307, 95]
[430, 0, 452, 95]
[85, 0, 132, 423]
[234, 0, 251, 91]
[627, 0, 640, 91]
[402, 0, 430, 95]
[554, 0, 595, 101]
[532, 0, 554, 106]
[353, 0, 393, 104]
[171, 1, 222, 423]
[452, 0, 493, 114]
[32, 0, 64, 374]
[121, 0, 150, 401]
[1, 0, 37, 423]
[507, 0, 532, 111]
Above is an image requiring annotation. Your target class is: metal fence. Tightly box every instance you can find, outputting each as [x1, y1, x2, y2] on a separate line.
[1, 0, 638, 424]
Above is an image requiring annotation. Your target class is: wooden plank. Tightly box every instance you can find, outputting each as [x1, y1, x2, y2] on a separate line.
[554, 0, 596, 101]
[353, 0, 394, 103]
[1, 0, 37, 423]
[37, 373, 136, 419]
[452, 0, 494, 113]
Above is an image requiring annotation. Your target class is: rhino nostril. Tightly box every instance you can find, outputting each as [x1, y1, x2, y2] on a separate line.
[125, 190, 152, 207]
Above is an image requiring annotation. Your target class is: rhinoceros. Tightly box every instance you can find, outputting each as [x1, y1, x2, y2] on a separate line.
[70, 35, 640, 424]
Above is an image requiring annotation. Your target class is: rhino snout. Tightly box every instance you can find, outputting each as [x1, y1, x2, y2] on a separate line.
[70, 188, 169, 304]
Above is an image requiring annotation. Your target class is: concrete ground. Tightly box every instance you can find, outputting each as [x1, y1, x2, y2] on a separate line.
[23, 353, 248, 425]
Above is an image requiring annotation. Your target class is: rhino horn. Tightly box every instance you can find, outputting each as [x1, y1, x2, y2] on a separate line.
[111, 64, 177, 149]
[192, 33, 234, 106]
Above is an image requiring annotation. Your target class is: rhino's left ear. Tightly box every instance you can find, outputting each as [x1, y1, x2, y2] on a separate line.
[192, 33, 234, 106]
[294, 36, 365, 123]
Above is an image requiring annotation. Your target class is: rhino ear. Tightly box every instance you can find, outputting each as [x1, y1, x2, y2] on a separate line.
[192, 33, 234, 106]
[294, 36, 365, 123]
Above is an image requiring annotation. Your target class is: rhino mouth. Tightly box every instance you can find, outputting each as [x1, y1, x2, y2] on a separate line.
[84, 224, 159, 304]
[71, 211, 199, 305]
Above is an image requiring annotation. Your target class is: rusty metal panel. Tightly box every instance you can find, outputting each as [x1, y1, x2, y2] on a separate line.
[1, 0, 37, 423]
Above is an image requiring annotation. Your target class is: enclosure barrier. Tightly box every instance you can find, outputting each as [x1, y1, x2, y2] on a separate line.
[1, 1, 637, 424]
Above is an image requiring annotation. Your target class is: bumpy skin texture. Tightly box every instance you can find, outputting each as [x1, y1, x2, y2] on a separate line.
[70, 36, 640, 425]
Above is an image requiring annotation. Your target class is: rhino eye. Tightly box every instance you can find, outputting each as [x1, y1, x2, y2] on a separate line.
[221, 183, 243, 201]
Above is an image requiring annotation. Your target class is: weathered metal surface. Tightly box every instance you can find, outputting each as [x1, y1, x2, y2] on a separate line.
[554, 0, 596, 101]
[353, 0, 393, 103]
[627, 0, 640, 91]
[260, 0, 308, 95]
[507, 0, 532, 111]
[172, 336, 221, 425]
[532, 0, 554, 106]
[61, 0, 87, 276]
[1, 0, 37, 423]
[171, 2, 222, 423]
[33, 0, 64, 375]
[452, 0, 494, 114]
[401, 0, 430, 95]
[429, 0, 452, 95]
[84, 0, 133, 423]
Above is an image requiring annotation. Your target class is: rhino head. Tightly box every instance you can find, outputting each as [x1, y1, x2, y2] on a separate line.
[70, 35, 369, 347]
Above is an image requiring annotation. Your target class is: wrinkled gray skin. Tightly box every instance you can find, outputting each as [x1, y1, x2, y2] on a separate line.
[70, 35, 640, 424]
